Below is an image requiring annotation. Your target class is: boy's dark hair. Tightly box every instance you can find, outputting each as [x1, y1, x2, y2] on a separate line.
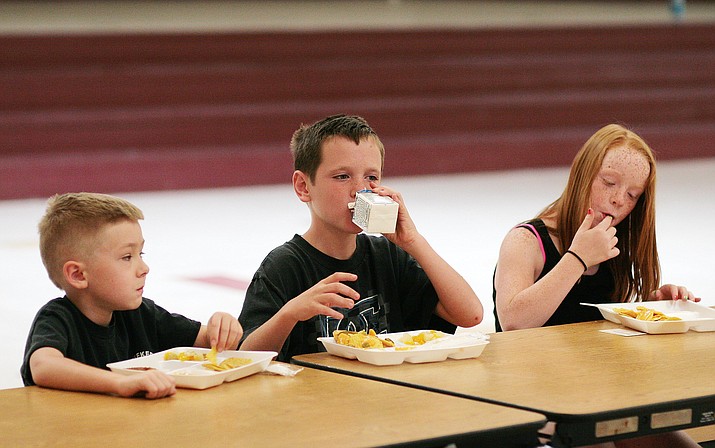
[290, 114, 385, 182]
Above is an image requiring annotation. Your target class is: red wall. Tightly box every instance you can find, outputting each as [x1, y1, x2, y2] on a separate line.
[1, 24, 714, 199]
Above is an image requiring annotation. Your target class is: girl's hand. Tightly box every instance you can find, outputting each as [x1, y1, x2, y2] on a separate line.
[568, 209, 619, 267]
[650, 284, 700, 302]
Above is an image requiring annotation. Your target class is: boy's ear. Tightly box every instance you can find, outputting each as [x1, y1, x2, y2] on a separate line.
[293, 170, 311, 203]
[63, 261, 88, 290]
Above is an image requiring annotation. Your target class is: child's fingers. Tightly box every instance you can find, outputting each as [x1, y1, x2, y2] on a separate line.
[669, 285, 695, 302]
[323, 272, 358, 284]
[217, 317, 241, 351]
[577, 208, 595, 232]
[209, 313, 239, 351]
[142, 372, 176, 399]
[662, 284, 679, 301]
[678, 286, 698, 302]
[207, 314, 221, 349]
[653, 285, 700, 302]
[327, 292, 356, 310]
[370, 183, 404, 205]
[320, 305, 347, 320]
[121, 371, 175, 399]
[595, 213, 615, 230]
[226, 325, 243, 350]
[226, 321, 243, 350]
[321, 272, 360, 301]
[653, 284, 682, 301]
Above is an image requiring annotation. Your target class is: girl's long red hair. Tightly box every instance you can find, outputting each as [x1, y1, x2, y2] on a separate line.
[538, 124, 659, 302]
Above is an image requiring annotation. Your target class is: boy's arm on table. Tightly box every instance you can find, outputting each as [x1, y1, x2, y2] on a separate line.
[29, 347, 176, 399]
[239, 311, 298, 353]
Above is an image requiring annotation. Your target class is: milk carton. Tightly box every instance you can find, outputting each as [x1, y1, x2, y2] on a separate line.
[349, 190, 399, 234]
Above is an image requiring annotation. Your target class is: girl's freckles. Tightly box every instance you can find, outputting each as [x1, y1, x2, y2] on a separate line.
[604, 146, 650, 181]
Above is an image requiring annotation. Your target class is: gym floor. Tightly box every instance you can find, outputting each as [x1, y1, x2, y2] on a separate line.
[2, 157, 713, 389]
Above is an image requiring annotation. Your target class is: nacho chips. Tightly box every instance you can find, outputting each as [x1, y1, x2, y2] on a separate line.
[333, 329, 395, 349]
[614, 306, 682, 321]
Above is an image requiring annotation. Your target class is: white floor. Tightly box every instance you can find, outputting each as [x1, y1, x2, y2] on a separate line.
[1, 158, 713, 390]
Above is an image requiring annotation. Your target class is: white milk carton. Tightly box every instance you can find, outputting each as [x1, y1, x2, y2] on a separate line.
[349, 190, 399, 234]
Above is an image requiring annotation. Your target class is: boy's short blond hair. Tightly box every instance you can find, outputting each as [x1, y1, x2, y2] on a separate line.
[38, 192, 144, 289]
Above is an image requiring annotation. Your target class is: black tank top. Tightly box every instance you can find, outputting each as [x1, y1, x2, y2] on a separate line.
[493, 219, 615, 332]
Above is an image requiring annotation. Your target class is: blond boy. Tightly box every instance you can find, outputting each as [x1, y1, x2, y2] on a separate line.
[22, 193, 242, 398]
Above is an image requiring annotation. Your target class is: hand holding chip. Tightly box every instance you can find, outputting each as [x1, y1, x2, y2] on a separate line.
[206, 312, 243, 352]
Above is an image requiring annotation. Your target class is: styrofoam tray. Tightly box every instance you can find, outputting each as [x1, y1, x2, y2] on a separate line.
[107, 348, 277, 389]
[582, 301, 715, 334]
[318, 330, 489, 366]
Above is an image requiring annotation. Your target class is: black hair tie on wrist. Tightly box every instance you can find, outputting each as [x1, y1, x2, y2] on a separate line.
[566, 250, 588, 272]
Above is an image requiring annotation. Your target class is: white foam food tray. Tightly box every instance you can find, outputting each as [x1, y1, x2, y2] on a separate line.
[318, 330, 489, 366]
[107, 348, 277, 389]
[582, 300, 715, 334]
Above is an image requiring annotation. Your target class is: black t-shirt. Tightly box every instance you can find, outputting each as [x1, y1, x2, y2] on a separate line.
[21, 296, 201, 386]
[238, 234, 454, 362]
[493, 219, 615, 332]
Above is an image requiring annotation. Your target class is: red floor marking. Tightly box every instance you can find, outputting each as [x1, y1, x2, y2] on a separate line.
[187, 276, 250, 290]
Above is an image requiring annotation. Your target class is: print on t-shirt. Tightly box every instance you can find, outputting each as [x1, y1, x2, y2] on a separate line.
[318, 294, 389, 338]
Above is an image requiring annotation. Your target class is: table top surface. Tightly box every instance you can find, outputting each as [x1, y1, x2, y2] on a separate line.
[293, 321, 715, 419]
[1, 362, 546, 447]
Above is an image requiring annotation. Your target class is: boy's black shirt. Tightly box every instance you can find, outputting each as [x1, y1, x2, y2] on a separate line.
[239, 234, 455, 362]
[21, 296, 201, 386]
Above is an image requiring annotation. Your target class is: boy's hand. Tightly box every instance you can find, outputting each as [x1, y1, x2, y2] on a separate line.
[283, 272, 359, 322]
[115, 370, 176, 399]
[369, 183, 419, 247]
[568, 209, 619, 268]
[207, 312, 243, 352]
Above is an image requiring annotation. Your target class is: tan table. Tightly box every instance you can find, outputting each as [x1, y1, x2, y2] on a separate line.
[293, 321, 715, 447]
[0, 362, 545, 447]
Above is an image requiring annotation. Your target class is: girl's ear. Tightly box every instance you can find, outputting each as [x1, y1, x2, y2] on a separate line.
[293, 170, 312, 203]
[63, 261, 88, 290]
